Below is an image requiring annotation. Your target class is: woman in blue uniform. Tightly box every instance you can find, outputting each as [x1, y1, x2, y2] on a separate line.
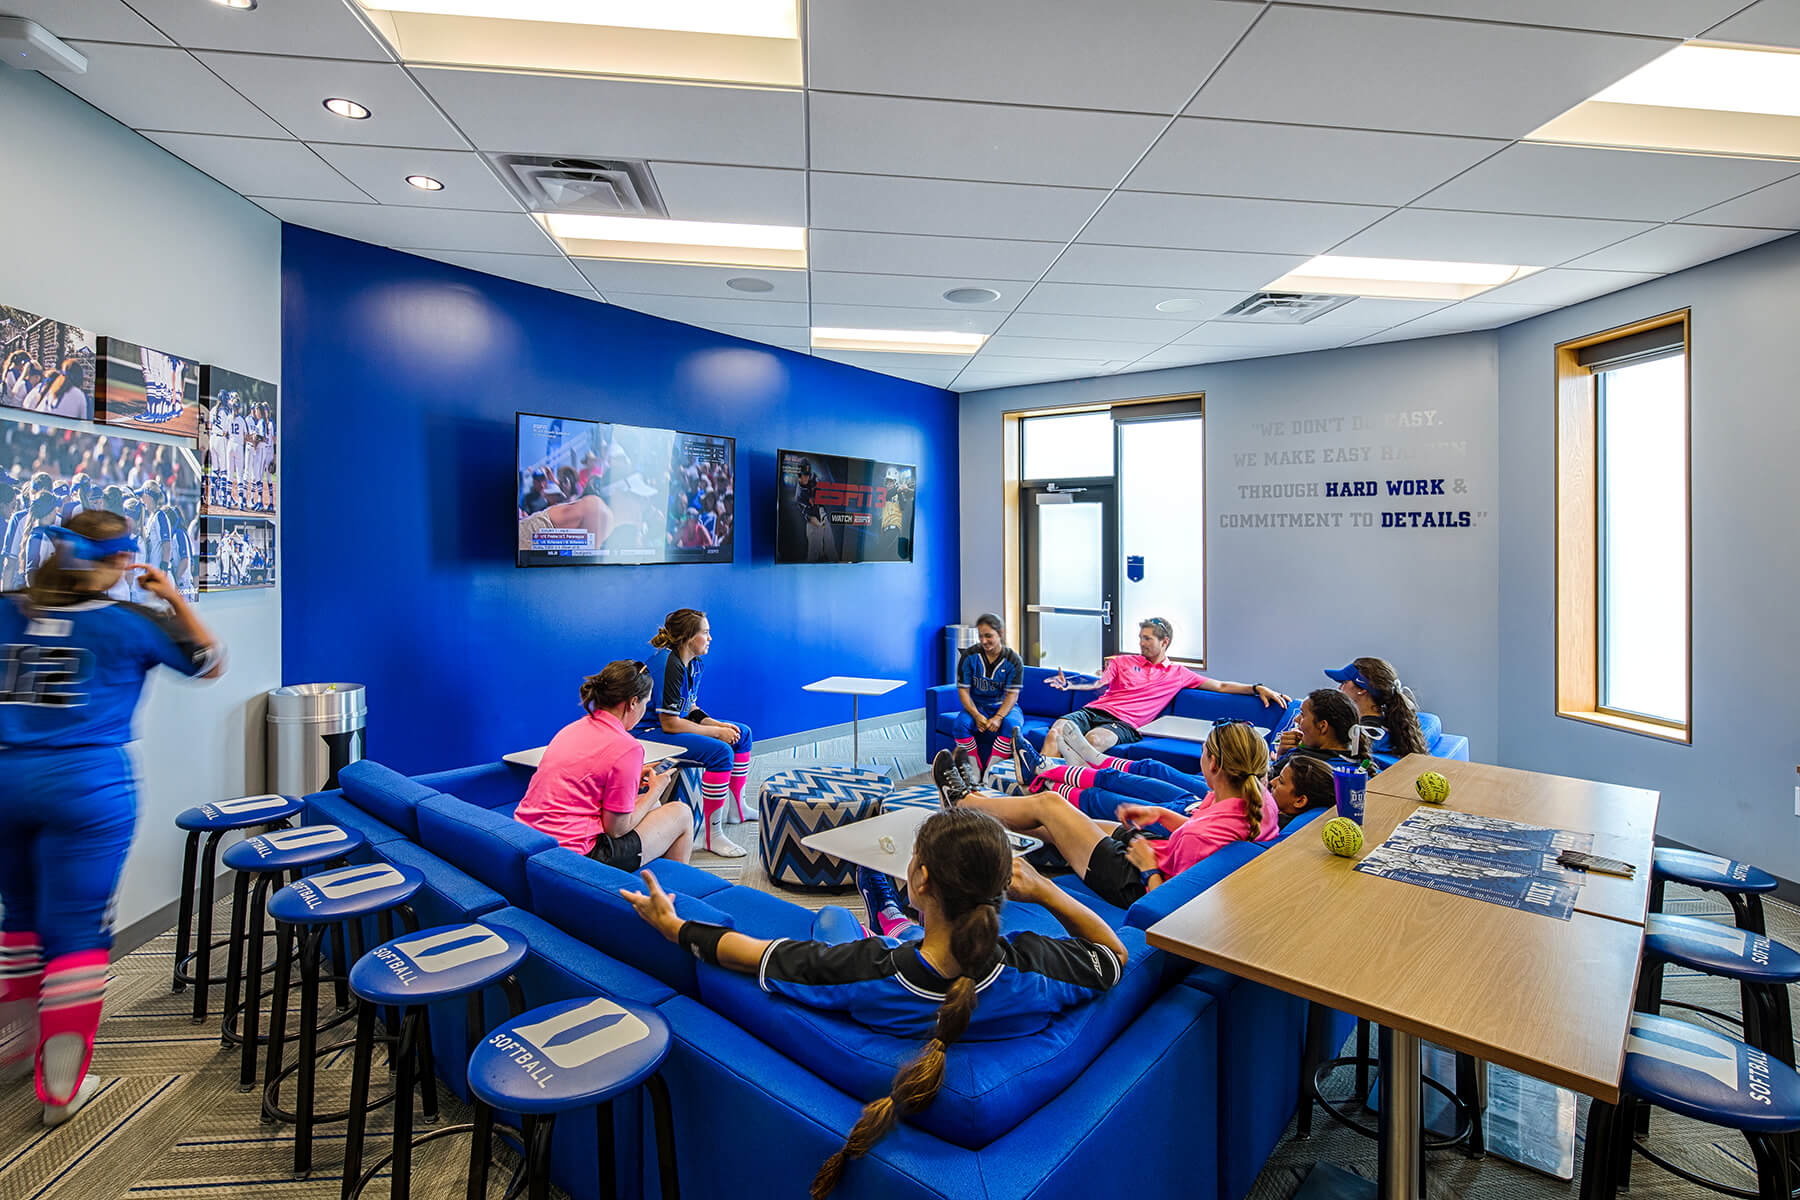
[624, 807, 1125, 1198]
[0, 510, 222, 1126]
[640, 608, 754, 858]
[951, 613, 1024, 785]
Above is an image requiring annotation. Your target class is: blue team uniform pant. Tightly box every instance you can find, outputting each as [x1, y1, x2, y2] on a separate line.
[651, 722, 754, 821]
[0, 746, 137, 959]
[1071, 759, 1205, 821]
[950, 705, 1024, 766]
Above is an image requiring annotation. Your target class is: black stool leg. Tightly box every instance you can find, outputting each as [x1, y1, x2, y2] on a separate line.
[173, 831, 200, 993]
[377, 910, 401, 1067]
[340, 1002, 379, 1200]
[239, 874, 275, 1079]
[596, 1098, 617, 1200]
[259, 917, 294, 1101]
[526, 1114, 557, 1200]
[391, 1007, 419, 1198]
[1578, 1097, 1617, 1200]
[1633, 956, 1664, 1143]
[414, 1006, 439, 1124]
[1612, 1094, 1637, 1190]
[294, 926, 323, 1176]
[1455, 1052, 1484, 1159]
[1729, 892, 1767, 937]
[1747, 1129, 1793, 1200]
[220, 869, 252, 1045]
[1354, 1018, 1371, 1101]
[189, 832, 224, 1021]
[647, 1074, 681, 1200]
[329, 921, 351, 1014]
[467, 1101, 496, 1200]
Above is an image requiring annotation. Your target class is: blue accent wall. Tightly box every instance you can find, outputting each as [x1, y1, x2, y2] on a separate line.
[280, 226, 960, 776]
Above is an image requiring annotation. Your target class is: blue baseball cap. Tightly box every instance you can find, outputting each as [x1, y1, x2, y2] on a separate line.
[1324, 663, 1376, 694]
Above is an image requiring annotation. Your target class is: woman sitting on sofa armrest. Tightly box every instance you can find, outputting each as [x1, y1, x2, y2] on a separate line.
[624, 808, 1125, 1198]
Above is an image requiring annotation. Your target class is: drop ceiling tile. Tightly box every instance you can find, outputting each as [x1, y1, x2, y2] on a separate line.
[1563, 224, 1793, 273]
[195, 54, 467, 148]
[1187, 7, 1673, 139]
[957, 360, 1114, 385]
[415, 69, 805, 167]
[1471, 267, 1660, 307]
[604, 293, 810, 328]
[807, 231, 1062, 281]
[1684, 175, 1800, 230]
[808, 272, 1023, 311]
[1419, 144, 1799, 223]
[1291, 0, 1747, 37]
[1080, 192, 1391, 255]
[994, 312, 1183, 344]
[809, 305, 1007, 336]
[1369, 301, 1558, 339]
[1128, 119, 1506, 206]
[125, 0, 393, 60]
[407, 248, 589, 292]
[1128, 344, 1281, 367]
[808, 0, 1258, 113]
[1015, 282, 1242, 322]
[1334, 209, 1655, 266]
[1043, 243, 1307, 291]
[809, 174, 1106, 242]
[649, 163, 807, 226]
[10, 0, 170, 42]
[1174, 323, 1374, 349]
[1701, 1, 1800, 49]
[809, 92, 1166, 188]
[573, 261, 807, 302]
[143, 132, 368, 203]
[703, 324, 811, 349]
[814, 350, 972, 378]
[309, 144, 519, 209]
[256, 197, 560, 254]
[981, 335, 1176, 362]
[1300, 297, 1454, 327]
[60, 43, 288, 138]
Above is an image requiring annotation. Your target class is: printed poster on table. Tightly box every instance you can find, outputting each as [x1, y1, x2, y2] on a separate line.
[1354, 810, 1591, 920]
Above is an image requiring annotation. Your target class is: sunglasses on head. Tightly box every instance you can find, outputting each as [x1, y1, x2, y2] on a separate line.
[1211, 717, 1251, 730]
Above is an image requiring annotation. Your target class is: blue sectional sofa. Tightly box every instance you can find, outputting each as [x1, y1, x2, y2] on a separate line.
[300, 757, 1356, 1200]
[928, 665, 1470, 771]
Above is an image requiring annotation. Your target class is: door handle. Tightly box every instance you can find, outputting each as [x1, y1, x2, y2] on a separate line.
[1101, 600, 1113, 628]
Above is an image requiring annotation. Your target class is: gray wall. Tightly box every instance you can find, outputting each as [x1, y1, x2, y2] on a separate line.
[0, 69, 283, 932]
[958, 334, 1503, 756]
[1496, 233, 1800, 883]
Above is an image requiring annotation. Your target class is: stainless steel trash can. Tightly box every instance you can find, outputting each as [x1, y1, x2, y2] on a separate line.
[944, 624, 980, 686]
[267, 683, 366, 795]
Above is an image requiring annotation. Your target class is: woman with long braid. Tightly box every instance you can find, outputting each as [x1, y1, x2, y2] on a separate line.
[623, 808, 1125, 1196]
[1325, 656, 1431, 765]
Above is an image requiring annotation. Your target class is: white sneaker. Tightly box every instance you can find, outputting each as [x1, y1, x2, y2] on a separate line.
[42, 1076, 101, 1128]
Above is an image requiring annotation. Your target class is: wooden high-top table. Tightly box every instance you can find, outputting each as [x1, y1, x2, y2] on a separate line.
[1147, 754, 1657, 1199]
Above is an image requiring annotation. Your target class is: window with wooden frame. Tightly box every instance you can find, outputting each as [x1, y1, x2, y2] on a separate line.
[1555, 310, 1691, 742]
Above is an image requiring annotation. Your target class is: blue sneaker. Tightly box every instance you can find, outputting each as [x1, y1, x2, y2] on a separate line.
[1013, 738, 1043, 789]
[856, 866, 906, 934]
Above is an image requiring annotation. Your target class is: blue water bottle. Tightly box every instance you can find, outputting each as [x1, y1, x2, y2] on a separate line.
[1330, 761, 1367, 825]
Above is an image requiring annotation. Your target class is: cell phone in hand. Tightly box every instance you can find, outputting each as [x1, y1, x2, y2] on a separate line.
[653, 757, 704, 774]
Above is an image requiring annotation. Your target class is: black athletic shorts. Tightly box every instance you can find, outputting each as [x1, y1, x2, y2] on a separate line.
[1064, 706, 1143, 746]
[1082, 828, 1149, 908]
[588, 829, 644, 872]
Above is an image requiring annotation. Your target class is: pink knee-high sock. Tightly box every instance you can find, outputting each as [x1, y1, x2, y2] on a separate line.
[1052, 781, 1086, 805]
[989, 736, 1014, 771]
[699, 770, 731, 820]
[729, 752, 751, 820]
[1, 932, 42, 1074]
[1097, 755, 1133, 772]
[1034, 762, 1097, 791]
[37, 949, 108, 1105]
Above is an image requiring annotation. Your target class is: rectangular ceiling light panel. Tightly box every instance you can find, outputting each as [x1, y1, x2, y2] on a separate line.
[1529, 43, 1800, 159]
[811, 328, 988, 355]
[1266, 255, 1540, 301]
[541, 212, 807, 268]
[356, 0, 801, 86]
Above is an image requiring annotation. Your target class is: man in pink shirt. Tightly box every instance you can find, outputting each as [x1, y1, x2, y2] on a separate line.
[1043, 617, 1287, 763]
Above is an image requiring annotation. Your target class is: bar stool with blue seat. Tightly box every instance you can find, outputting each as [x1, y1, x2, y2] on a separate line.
[1581, 1012, 1800, 1200]
[263, 861, 425, 1178]
[1639, 913, 1800, 1069]
[219, 823, 368, 1087]
[1651, 849, 1780, 933]
[466, 995, 681, 1200]
[340, 921, 529, 1200]
[172, 793, 303, 1022]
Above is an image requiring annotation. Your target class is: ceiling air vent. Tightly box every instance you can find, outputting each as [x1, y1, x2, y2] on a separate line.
[487, 155, 668, 217]
[1214, 291, 1353, 324]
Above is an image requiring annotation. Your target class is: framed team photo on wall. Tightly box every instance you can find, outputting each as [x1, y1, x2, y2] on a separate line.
[197, 514, 275, 591]
[95, 335, 201, 438]
[0, 306, 97, 420]
[199, 365, 277, 515]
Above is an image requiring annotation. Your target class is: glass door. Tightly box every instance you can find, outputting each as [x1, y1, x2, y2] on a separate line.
[1022, 483, 1118, 671]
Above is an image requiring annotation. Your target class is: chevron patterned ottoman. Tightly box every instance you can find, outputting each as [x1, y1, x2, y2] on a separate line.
[758, 765, 894, 890]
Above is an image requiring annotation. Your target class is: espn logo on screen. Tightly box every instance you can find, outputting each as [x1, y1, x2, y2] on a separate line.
[813, 482, 888, 511]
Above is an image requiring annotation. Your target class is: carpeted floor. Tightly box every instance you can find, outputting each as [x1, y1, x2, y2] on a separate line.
[3, 729, 1791, 1200]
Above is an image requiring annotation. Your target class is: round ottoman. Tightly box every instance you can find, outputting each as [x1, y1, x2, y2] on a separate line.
[758, 765, 893, 890]
[886, 783, 941, 811]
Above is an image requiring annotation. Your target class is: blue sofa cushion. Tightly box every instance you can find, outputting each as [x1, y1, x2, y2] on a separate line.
[305, 789, 405, 851]
[1123, 840, 1266, 933]
[483, 905, 676, 1010]
[696, 923, 1162, 1149]
[416, 761, 534, 814]
[375, 838, 507, 924]
[338, 760, 439, 840]
[1167, 687, 1286, 726]
[1016, 666, 1075, 720]
[415, 794, 557, 906]
[525, 848, 731, 995]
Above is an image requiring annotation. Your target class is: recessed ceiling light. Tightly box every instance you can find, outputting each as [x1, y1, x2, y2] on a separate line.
[539, 213, 807, 269]
[1591, 43, 1800, 118]
[1264, 255, 1540, 301]
[812, 327, 987, 356]
[942, 287, 1001, 305]
[1154, 297, 1211, 314]
[365, 0, 797, 39]
[323, 97, 371, 120]
[726, 277, 774, 293]
[212, 0, 257, 8]
[406, 174, 445, 191]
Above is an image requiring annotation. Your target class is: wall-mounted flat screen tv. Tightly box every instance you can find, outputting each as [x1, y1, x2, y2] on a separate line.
[516, 412, 734, 567]
[776, 448, 915, 564]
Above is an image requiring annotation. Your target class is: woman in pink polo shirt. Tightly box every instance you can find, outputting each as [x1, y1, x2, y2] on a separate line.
[514, 660, 693, 870]
[955, 721, 1276, 908]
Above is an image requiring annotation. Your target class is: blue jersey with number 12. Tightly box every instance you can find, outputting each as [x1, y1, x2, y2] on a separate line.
[0, 593, 215, 748]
